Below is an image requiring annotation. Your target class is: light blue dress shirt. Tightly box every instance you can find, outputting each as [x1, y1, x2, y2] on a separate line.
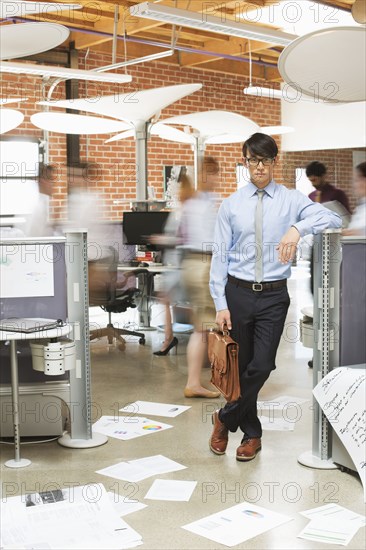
[209, 180, 342, 311]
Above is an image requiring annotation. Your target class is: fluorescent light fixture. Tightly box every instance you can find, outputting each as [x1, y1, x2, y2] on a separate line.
[244, 86, 284, 99]
[0, 61, 132, 83]
[95, 50, 174, 72]
[130, 2, 296, 46]
[244, 0, 359, 37]
[243, 85, 326, 103]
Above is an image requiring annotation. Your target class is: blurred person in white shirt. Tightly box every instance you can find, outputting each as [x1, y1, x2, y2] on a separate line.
[24, 163, 58, 237]
[180, 156, 221, 399]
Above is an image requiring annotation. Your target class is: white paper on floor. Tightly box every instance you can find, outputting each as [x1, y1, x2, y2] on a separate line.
[0, 483, 143, 549]
[257, 395, 309, 410]
[145, 479, 197, 502]
[96, 455, 187, 483]
[119, 400, 191, 418]
[260, 415, 295, 431]
[313, 367, 366, 502]
[182, 501, 292, 547]
[297, 518, 361, 546]
[107, 492, 147, 517]
[92, 415, 172, 440]
[300, 503, 365, 527]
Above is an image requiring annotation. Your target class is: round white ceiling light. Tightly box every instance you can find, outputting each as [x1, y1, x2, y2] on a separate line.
[278, 27, 366, 103]
[0, 22, 70, 60]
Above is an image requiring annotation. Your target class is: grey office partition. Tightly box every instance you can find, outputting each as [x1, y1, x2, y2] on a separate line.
[0, 233, 107, 448]
[298, 233, 366, 472]
[0, 237, 68, 436]
[340, 238, 366, 366]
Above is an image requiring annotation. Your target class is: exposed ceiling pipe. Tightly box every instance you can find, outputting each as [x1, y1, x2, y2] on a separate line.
[6, 16, 277, 68]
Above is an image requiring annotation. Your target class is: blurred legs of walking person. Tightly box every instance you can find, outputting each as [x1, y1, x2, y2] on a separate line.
[182, 253, 220, 399]
[153, 302, 178, 356]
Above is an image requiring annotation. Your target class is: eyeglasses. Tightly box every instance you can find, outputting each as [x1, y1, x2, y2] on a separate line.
[245, 157, 275, 167]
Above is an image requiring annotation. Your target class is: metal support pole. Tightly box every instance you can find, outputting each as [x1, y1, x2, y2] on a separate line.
[135, 121, 149, 201]
[4, 341, 31, 468]
[58, 230, 107, 448]
[298, 229, 341, 469]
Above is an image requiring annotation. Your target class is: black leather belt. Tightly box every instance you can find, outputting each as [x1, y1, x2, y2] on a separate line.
[228, 274, 287, 292]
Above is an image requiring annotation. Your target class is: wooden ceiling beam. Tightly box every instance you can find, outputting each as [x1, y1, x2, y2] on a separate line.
[178, 37, 277, 67]
[187, 57, 279, 80]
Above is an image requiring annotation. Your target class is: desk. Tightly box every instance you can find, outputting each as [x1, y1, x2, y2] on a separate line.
[0, 325, 71, 468]
[118, 264, 178, 328]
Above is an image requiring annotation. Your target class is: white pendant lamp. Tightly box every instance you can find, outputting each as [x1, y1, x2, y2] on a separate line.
[39, 84, 202, 123]
[39, 84, 203, 200]
[0, 23, 70, 60]
[160, 110, 258, 138]
[279, 27, 366, 103]
[0, 108, 24, 134]
[31, 112, 133, 135]
[104, 129, 136, 143]
[0, 97, 28, 104]
[150, 123, 196, 145]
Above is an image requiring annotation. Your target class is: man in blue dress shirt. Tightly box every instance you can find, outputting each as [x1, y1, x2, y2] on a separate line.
[209, 133, 342, 462]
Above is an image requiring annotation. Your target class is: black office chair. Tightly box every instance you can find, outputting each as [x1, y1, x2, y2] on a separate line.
[89, 249, 146, 351]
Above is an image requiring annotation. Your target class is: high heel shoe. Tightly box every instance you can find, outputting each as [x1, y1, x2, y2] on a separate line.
[153, 336, 178, 356]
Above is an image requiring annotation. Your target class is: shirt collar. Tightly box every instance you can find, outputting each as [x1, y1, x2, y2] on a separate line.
[247, 180, 276, 198]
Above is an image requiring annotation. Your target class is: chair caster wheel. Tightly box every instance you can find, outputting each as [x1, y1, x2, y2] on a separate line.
[139, 338, 145, 345]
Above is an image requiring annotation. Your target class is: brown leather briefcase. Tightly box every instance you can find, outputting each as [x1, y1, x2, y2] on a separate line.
[207, 325, 241, 403]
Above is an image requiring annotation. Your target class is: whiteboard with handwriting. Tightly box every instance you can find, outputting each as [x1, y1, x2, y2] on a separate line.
[313, 367, 366, 502]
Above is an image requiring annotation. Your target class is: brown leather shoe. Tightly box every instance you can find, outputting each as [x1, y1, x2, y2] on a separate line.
[236, 438, 261, 461]
[209, 411, 229, 455]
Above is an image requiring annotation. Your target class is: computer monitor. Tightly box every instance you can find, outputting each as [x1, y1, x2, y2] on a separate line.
[123, 211, 170, 246]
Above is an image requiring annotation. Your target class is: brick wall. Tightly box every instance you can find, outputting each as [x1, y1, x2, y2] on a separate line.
[1, 49, 364, 219]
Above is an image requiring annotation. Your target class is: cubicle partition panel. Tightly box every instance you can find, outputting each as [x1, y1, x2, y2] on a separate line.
[0, 233, 106, 449]
[0, 237, 69, 436]
[299, 233, 366, 473]
[340, 238, 366, 366]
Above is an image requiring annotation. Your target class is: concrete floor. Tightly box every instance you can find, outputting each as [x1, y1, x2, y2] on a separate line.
[1, 262, 365, 549]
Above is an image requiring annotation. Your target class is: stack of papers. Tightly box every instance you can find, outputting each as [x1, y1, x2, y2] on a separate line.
[298, 504, 365, 546]
[97, 455, 186, 483]
[92, 416, 172, 440]
[107, 492, 147, 517]
[0, 484, 143, 549]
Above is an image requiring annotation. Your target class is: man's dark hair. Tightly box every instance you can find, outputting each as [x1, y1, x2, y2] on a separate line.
[356, 161, 366, 178]
[242, 133, 278, 159]
[306, 161, 327, 178]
